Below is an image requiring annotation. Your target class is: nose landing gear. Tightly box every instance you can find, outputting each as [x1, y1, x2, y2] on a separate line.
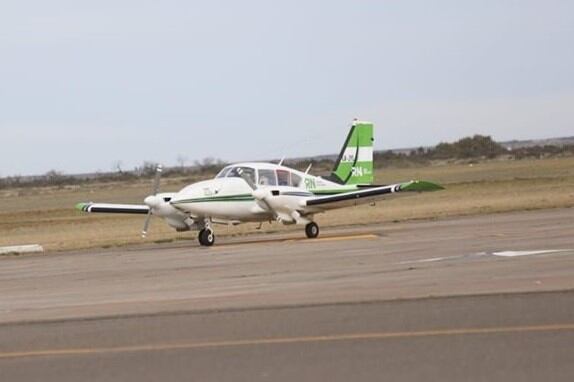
[305, 222, 320, 239]
[198, 228, 215, 246]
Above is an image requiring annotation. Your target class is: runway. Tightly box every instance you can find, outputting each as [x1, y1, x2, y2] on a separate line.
[1, 208, 573, 381]
[1, 292, 573, 381]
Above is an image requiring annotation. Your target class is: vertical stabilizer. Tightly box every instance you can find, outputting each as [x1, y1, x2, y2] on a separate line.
[329, 121, 374, 185]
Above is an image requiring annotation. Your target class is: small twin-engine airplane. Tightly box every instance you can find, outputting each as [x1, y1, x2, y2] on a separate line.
[76, 121, 443, 246]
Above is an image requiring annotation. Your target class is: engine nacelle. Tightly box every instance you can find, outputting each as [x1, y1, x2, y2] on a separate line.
[254, 186, 313, 225]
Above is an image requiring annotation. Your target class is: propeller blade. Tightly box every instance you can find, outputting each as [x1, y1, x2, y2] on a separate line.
[260, 198, 278, 220]
[142, 210, 152, 238]
[151, 164, 163, 195]
[141, 164, 162, 238]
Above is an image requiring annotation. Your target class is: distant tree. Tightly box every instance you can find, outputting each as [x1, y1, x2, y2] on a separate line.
[11, 175, 22, 186]
[176, 154, 188, 169]
[44, 170, 70, 186]
[193, 157, 226, 174]
[201, 157, 215, 167]
[0, 174, 24, 189]
[112, 160, 124, 173]
[406, 147, 427, 158]
[135, 161, 159, 177]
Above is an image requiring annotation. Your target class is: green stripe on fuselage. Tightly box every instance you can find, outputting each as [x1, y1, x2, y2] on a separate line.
[171, 194, 255, 204]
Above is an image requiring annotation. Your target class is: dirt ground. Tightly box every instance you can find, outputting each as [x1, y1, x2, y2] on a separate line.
[1, 157, 573, 252]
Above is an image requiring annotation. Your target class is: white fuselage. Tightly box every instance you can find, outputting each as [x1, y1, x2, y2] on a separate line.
[168, 162, 348, 226]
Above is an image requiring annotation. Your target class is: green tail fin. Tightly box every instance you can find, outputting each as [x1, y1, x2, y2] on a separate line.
[329, 121, 374, 185]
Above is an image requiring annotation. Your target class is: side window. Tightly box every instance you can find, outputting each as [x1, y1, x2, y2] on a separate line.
[291, 173, 303, 188]
[276, 170, 290, 186]
[258, 169, 277, 186]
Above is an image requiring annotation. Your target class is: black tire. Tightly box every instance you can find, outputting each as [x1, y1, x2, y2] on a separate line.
[198, 229, 215, 246]
[197, 230, 204, 245]
[305, 222, 319, 239]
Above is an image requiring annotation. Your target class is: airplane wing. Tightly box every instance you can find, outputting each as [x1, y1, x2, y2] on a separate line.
[305, 180, 443, 211]
[76, 202, 150, 214]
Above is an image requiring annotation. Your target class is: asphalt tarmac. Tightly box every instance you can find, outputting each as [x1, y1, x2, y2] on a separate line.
[1, 208, 573, 381]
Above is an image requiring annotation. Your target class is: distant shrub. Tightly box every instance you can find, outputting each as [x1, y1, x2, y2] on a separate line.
[430, 135, 507, 159]
[510, 144, 574, 159]
[1, 139, 573, 190]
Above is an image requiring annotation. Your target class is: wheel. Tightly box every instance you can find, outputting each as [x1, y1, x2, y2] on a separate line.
[198, 229, 215, 246]
[305, 222, 319, 239]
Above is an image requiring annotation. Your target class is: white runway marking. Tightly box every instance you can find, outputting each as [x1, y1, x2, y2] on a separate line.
[491, 250, 570, 257]
[0, 244, 44, 255]
[398, 249, 573, 265]
[399, 256, 462, 265]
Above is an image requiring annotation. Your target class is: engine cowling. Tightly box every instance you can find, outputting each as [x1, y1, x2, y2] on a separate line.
[251, 186, 313, 225]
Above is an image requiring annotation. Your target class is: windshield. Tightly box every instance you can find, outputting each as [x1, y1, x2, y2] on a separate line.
[215, 167, 232, 178]
[226, 166, 256, 185]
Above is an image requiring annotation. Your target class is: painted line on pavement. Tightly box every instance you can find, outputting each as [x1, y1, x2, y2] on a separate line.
[1, 323, 573, 360]
[491, 249, 571, 257]
[399, 249, 574, 265]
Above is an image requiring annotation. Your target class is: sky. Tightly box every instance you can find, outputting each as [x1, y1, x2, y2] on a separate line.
[1, 0, 573, 176]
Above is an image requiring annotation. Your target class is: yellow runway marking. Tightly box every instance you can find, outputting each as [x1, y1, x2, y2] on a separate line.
[1, 323, 573, 360]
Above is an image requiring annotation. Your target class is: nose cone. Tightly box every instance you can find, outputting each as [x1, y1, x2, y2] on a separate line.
[144, 195, 162, 208]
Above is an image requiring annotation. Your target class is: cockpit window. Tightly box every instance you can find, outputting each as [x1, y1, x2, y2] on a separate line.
[227, 166, 256, 185]
[215, 167, 232, 178]
[258, 169, 277, 186]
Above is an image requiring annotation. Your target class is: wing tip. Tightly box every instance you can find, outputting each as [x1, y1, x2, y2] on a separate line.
[75, 202, 91, 212]
[400, 180, 444, 192]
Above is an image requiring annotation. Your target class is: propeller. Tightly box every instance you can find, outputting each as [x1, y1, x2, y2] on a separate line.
[141, 164, 163, 238]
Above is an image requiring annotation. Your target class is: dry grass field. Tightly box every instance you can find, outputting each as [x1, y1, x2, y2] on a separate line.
[1, 157, 573, 252]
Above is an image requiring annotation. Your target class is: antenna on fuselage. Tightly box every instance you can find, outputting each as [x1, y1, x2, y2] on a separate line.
[305, 163, 313, 174]
[278, 156, 285, 166]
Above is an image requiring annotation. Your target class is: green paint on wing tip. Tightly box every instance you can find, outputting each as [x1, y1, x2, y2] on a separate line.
[399, 180, 445, 192]
[75, 202, 89, 211]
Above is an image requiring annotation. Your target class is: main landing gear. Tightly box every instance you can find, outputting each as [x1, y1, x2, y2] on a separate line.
[198, 222, 318, 245]
[305, 222, 320, 239]
[198, 228, 215, 246]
